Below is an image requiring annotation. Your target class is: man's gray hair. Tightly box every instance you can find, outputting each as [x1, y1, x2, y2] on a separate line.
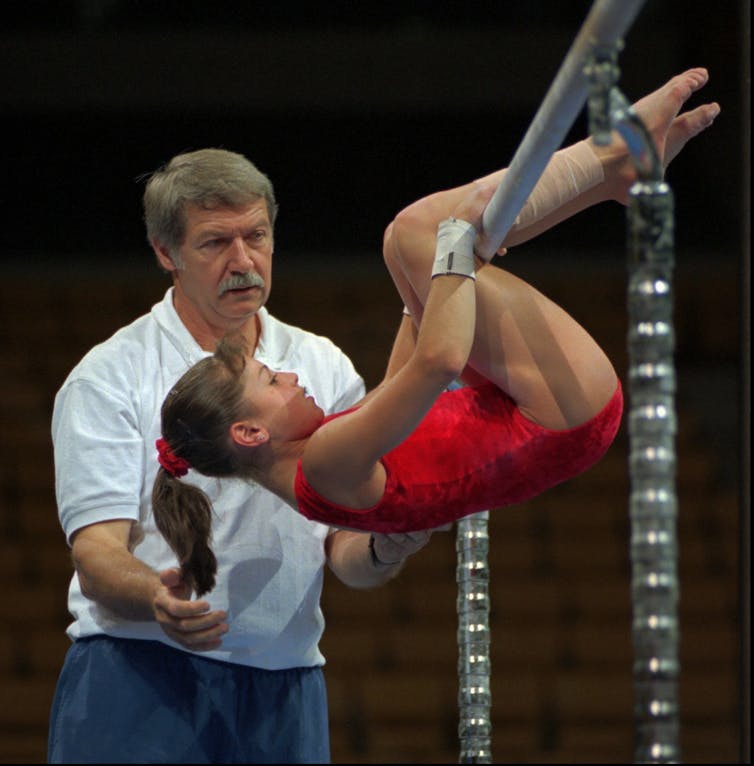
[143, 148, 278, 256]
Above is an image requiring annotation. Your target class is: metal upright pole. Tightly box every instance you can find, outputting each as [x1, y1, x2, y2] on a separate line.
[626, 165, 681, 765]
[457, 512, 492, 763]
[587, 63, 682, 763]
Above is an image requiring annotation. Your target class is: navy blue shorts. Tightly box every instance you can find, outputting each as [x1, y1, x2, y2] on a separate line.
[48, 635, 330, 764]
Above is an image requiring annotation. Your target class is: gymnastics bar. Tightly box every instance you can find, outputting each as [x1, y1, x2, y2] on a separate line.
[479, 0, 648, 256]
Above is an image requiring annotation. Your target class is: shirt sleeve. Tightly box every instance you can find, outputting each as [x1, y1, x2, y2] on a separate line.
[329, 349, 366, 412]
[52, 377, 144, 544]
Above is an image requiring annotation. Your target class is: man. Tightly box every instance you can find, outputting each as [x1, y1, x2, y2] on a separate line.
[49, 148, 432, 764]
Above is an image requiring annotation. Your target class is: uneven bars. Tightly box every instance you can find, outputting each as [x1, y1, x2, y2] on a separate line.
[479, 0, 649, 258]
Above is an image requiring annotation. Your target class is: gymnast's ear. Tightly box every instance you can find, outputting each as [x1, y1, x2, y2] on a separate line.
[230, 421, 269, 448]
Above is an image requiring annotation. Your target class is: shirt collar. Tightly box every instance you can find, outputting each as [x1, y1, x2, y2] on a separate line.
[153, 286, 274, 368]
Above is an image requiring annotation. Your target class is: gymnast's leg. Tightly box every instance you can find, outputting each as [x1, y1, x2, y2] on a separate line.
[383, 69, 719, 430]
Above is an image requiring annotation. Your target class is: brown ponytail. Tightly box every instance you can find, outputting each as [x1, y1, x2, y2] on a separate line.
[152, 466, 218, 597]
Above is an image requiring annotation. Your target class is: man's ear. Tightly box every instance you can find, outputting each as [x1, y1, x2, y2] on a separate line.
[151, 239, 178, 273]
[230, 421, 269, 448]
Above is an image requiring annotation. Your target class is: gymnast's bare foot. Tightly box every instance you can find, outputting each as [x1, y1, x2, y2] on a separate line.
[594, 67, 721, 203]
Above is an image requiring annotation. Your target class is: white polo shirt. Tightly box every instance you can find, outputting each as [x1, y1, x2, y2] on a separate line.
[52, 287, 365, 670]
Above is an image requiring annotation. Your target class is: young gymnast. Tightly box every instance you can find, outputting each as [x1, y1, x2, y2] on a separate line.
[152, 69, 719, 596]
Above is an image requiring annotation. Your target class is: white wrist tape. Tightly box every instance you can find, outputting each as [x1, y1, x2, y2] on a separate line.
[432, 217, 477, 280]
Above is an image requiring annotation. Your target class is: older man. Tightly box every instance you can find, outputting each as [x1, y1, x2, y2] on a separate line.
[49, 148, 432, 764]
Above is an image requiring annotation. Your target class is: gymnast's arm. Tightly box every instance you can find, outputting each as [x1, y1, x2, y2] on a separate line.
[381, 312, 418, 383]
[302, 224, 477, 508]
[325, 528, 434, 587]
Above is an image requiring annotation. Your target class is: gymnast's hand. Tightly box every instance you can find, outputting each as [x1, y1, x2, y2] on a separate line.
[153, 567, 229, 651]
[452, 181, 508, 261]
[371, 524, 452, 566]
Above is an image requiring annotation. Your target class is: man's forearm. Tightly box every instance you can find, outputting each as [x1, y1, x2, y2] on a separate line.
[326, 530, 405, 589]
[72, 537, 161, 621]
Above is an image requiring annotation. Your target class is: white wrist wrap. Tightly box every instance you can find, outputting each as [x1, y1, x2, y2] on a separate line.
[432, 217, 477, 280]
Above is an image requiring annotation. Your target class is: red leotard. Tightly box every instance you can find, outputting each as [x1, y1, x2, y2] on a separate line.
[294, 381, 623, 533]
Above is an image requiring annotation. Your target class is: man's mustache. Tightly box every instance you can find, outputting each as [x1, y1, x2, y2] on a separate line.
[218, 273, 266, 296]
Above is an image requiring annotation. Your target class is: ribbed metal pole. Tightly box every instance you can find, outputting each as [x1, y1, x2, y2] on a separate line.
[456, 511, 492, 763]
[627, 178, 681, 764]
[583, 44, 682, 761]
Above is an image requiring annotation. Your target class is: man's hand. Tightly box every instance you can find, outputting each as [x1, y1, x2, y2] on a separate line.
[153, 568, 229, 652]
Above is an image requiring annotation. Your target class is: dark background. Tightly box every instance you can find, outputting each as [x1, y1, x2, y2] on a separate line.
[0, 0, 746, 268]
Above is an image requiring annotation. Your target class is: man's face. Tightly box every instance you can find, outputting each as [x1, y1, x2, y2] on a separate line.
[158, 199, 274, 333]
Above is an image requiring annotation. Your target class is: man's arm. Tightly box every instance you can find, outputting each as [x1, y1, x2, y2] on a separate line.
[71, 519, 229, 651]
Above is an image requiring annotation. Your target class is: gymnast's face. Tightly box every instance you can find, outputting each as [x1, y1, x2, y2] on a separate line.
[234, 358, 325, 446]
[154, 199, 274, 335]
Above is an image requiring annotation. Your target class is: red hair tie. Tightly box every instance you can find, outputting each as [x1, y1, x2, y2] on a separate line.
[156, 437, 191, 478]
